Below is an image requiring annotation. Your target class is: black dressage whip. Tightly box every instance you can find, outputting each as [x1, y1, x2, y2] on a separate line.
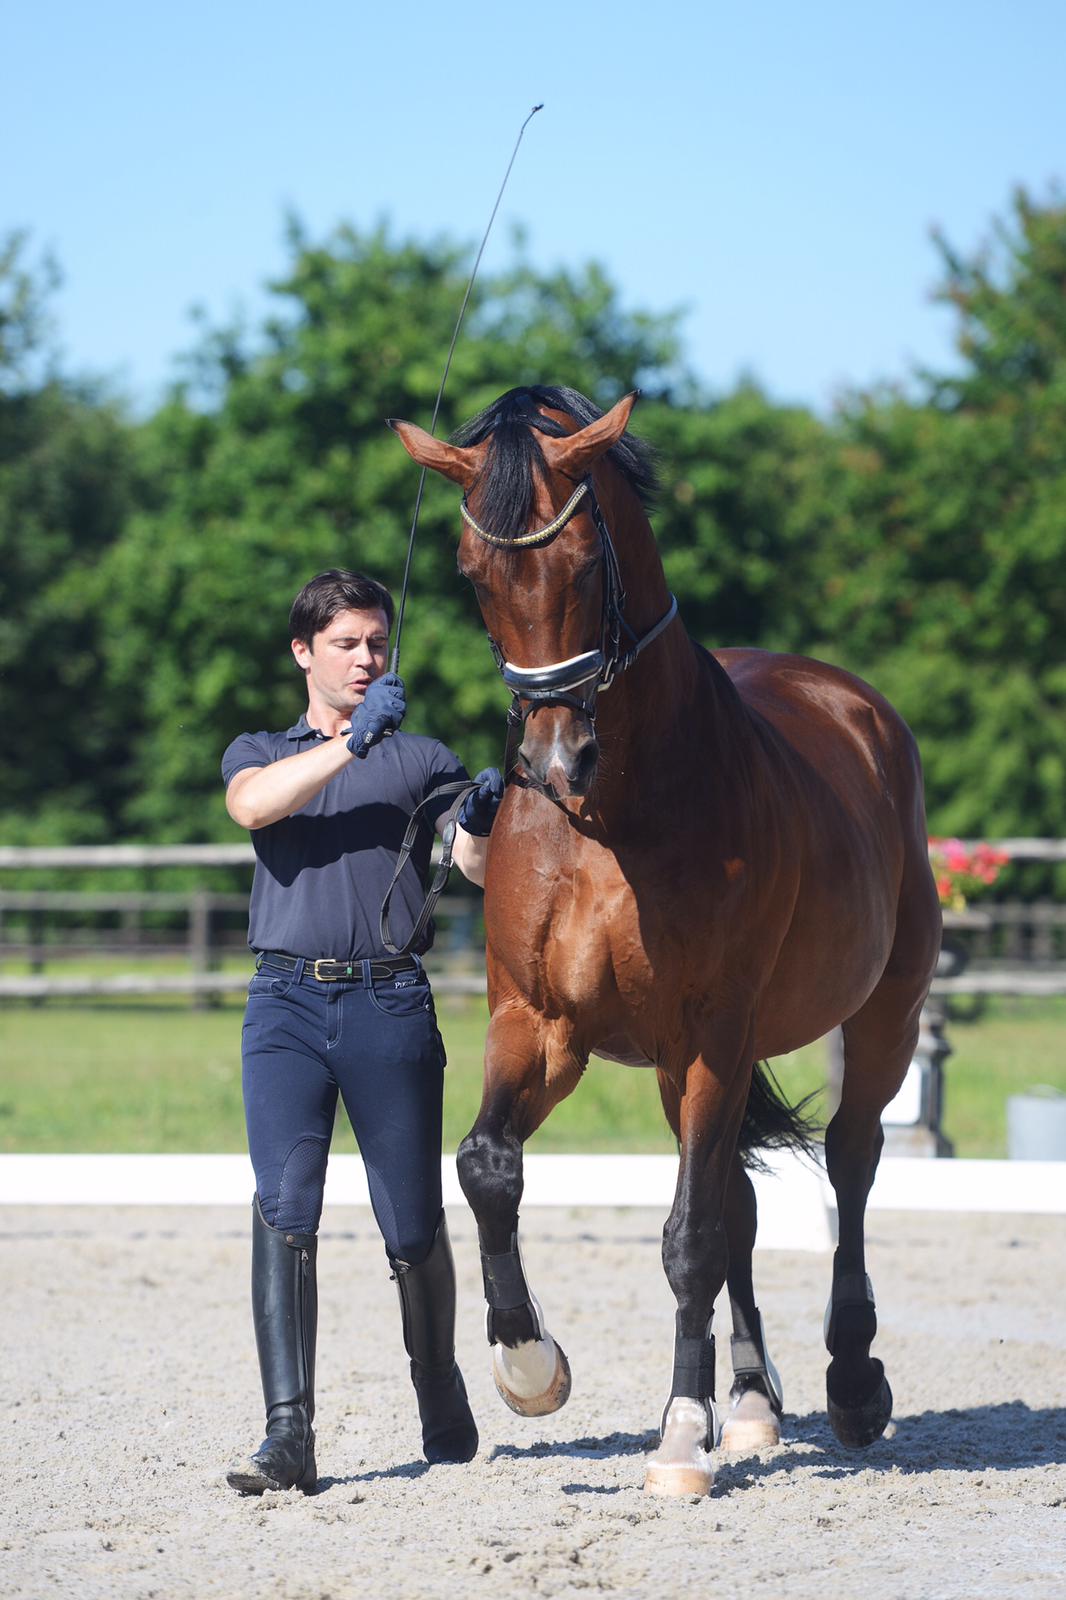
[389, 102, 543, 677]
[377, 104, 543, 954]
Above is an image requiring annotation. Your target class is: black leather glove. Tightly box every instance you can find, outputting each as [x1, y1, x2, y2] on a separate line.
[345, 673, 406, 757]
[457, 768, 505, 836]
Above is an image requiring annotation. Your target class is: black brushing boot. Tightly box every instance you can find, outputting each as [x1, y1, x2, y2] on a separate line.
[227, 1195, 318, 1495]
[390, 1212, 479, 1465]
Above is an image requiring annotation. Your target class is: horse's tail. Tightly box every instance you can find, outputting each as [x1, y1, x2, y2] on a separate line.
[736, 1059, 822, 1172]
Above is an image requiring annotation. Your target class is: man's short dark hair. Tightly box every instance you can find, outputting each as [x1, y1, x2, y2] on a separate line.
[289, 570, 395, 645]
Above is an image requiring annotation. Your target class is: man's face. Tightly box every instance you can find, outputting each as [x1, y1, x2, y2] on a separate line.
[291, 607, 390, 714]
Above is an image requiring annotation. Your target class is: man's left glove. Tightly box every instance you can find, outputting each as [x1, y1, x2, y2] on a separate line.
[457, 768, 505, 836]
[345, 673, 406, 757]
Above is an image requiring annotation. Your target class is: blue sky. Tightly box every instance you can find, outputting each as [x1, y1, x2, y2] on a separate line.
[4, 0, 1062, 413]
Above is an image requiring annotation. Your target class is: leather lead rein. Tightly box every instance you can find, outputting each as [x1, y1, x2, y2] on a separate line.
[379, 780, 477, 957]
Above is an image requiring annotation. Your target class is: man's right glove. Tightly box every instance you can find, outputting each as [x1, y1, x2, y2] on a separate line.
[457, 768, 505, 836]
[345, 673, 406, 757]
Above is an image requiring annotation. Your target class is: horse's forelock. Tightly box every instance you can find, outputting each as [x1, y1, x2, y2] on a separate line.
[453, 385, 658, 541]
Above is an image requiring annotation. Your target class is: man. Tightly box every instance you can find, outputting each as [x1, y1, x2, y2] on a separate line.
[222, 569, 502, 1494]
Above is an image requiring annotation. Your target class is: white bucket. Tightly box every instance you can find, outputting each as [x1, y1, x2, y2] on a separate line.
[1007, 1087, 1066, 1162]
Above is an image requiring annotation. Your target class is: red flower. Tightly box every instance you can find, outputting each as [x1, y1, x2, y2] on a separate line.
[927, 837, 1009, 908]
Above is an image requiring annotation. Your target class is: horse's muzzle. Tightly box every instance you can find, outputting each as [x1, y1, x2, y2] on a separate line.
[519, 734, 599, 799]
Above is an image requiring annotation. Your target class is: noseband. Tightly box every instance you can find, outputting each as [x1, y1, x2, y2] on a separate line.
[460, 477, 678, 780]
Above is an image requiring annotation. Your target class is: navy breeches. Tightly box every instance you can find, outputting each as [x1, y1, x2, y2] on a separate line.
[241, 956, 446, 1262]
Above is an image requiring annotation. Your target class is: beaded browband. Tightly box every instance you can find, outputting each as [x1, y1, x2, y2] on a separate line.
[459, 481, 589, 548]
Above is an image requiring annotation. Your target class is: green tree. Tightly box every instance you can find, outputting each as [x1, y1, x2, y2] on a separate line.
[90, 223, 685, 840]
[8, 190, 1066, 853]
[0, 234, 136, 844]
[809, 189, 1066, 836]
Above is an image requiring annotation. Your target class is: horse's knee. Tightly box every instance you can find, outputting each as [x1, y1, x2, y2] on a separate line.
[456, 1123, 523, 1224]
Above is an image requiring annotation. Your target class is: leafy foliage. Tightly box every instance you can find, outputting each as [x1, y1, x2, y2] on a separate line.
[2, 192, 1065, 855]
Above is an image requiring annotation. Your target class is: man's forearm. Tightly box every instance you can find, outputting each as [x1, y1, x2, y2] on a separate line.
[227, 737, 353, 829]
[451, 825, 488, 888]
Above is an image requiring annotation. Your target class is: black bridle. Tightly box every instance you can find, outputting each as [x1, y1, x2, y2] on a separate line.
[379, 465, 676, 951]
[459, 476, 678, 782]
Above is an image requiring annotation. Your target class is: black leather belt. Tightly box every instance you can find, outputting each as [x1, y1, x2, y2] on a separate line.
[257, 952, 420, 984]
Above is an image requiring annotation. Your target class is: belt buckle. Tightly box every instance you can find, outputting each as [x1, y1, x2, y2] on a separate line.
[313, 958, 347, 982]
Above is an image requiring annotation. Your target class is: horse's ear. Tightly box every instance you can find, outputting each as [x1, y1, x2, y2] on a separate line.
[541, 391, 640, 478]
[387, 419, 479, 490]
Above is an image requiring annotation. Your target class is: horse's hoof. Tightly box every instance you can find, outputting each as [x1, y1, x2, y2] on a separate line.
[827, 1365, 892, 1449]
[643, 1458, 715, 1497]
[720, 1389, 781, 1453]
[644, 1398, 716, 1498]
[492, 1334, 572, 1417]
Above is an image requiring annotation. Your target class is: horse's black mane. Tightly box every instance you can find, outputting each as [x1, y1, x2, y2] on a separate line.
[451, 385, 658, 542]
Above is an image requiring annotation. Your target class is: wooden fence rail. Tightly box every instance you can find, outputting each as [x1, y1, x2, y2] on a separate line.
[1, 841, 1063, 1006]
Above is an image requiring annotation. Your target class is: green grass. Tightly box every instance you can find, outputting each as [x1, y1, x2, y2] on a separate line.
[1, 980, 1063, 1158]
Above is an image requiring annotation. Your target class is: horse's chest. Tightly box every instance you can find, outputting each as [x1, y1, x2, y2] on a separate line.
[494, 846, 656, 1008]
[552, 871, 649, 999]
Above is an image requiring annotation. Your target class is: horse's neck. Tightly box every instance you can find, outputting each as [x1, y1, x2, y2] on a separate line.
[592, 476, 736, 770]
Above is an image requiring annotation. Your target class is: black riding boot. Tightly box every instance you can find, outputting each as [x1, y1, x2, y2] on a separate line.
[227, 1195, 318, 1495]
[390, 1212, 479, 1465]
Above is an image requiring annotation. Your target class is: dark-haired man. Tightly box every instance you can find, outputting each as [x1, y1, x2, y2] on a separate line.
[222, 569, 502, 1494]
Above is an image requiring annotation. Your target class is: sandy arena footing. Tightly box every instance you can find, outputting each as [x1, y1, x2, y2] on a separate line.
[1, 1205, 1064, 1600]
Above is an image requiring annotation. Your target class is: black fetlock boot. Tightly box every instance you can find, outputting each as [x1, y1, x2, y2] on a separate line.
[390, 1213, 479, 1465]
[227, 1196, 318, 1495]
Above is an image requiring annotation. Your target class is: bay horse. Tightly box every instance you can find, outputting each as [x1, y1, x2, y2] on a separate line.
[390, 386, 941, 1497]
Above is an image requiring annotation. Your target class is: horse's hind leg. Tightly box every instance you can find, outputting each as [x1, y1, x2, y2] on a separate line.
[658, 1073, 783, 1455]
[644, 1016, 754, 1497]
[456, 1002, 580, 1418]
[824, 971, 928, 1447]
[720, 1159, 784, 1451]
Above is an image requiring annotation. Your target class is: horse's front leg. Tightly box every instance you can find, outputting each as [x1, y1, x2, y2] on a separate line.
[456, 1001, 581, 1417]
[645, 1018, 754, 1498]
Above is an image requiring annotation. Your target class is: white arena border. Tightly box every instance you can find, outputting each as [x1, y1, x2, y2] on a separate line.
[1, 1153, 1063, 1252]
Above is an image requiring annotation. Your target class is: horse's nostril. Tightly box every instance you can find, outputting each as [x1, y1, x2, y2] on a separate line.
[546, 740, 598, 798]
[573, 741, 599, 787]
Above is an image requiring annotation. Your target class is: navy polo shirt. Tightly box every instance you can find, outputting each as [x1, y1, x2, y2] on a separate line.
[222, 715, 469, 960]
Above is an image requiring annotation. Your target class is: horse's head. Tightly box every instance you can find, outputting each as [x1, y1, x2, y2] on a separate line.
[389, 388, 645, 800]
